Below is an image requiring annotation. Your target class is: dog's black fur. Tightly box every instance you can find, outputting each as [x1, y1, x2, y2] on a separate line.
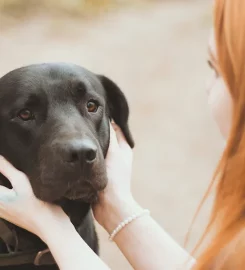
[0, 63, 134, 269]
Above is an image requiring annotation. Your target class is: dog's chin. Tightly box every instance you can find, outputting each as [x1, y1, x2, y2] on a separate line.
[65, 191, 99, 204]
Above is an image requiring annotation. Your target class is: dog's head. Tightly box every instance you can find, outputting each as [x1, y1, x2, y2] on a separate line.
[0, 63, 134, 203]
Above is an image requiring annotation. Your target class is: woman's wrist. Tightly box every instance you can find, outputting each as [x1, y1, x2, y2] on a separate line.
[33, 207, 73, 244]
[40, 218, 75, 245]
[100, 194, 144, 234]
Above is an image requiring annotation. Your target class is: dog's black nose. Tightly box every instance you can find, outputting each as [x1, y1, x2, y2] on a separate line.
[65, 139, 97, 164]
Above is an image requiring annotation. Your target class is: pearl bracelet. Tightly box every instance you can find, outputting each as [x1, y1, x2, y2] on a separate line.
[108, 209, 150, 241]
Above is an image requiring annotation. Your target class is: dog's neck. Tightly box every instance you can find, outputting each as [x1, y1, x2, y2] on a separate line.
[57, 198, 91, 227]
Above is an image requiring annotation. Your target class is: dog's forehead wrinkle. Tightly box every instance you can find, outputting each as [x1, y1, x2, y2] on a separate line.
[82, 73, 105, 95]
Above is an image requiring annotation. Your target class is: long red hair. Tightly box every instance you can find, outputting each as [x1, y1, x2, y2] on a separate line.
[193, 0, 245, 269]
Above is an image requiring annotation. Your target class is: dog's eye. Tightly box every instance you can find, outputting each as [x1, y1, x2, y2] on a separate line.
[18, 109, 34, 121]
[87, 101, 98, 113]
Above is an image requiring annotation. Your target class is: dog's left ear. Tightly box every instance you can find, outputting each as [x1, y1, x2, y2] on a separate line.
[98, 75, 134, 148]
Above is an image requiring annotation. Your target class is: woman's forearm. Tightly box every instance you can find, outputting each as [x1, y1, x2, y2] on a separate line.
[40, 219, 110, 270]
[104, 198, 196, 270]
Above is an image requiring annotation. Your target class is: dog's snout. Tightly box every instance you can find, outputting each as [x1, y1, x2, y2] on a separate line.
[64, 139, 97, 164]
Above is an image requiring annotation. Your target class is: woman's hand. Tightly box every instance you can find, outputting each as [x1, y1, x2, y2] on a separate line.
[0, 157, 110, 270]
[101, 123, 133, 199]
[0, 156, 70, 241]
[93, 123, 142, 233]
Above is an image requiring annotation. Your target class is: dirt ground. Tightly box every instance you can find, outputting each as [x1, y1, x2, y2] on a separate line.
[0, 1, 224, 269]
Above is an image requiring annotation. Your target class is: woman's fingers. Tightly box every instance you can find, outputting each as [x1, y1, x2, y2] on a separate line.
[107, 123, 120, 154]
[0, 156, 28, 192]
[0, 156, 21, 180]
[111, 123, 132, 154]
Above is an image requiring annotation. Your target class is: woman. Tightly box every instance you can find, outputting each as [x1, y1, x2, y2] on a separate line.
[0, 0, 242, 269]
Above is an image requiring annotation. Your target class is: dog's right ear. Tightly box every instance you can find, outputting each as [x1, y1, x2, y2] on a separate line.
[98, 75, 134, 148]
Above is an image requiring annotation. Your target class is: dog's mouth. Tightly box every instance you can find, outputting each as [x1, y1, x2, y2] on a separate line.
[64, 179, 105, 204]
[35, 166, 108, 204]
[65, 189, 99, 204]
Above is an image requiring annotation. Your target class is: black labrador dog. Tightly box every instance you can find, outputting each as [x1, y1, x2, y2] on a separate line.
[0, 63, 134, 270]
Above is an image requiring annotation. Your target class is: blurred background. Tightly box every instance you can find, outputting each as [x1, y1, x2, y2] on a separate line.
[0, 0, 223, 269]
